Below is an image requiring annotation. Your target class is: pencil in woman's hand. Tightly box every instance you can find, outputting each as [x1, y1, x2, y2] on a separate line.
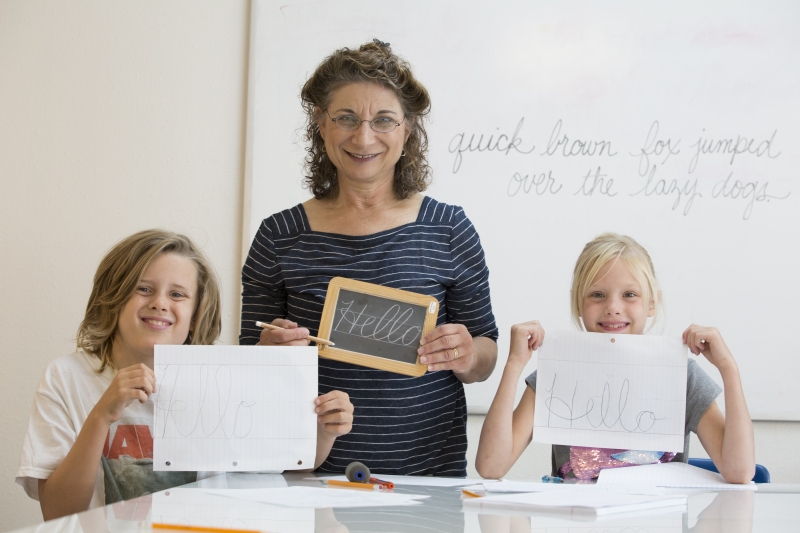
[255, 321, 335, 346]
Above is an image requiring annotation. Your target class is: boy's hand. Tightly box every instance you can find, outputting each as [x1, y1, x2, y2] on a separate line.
[93, 363, 156, 426]
[508, 321, 545, 365]
[682, 324, 736, 371]
[315, 390, 353, 438]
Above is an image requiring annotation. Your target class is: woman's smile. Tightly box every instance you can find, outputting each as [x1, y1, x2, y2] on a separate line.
[345, 150, 380, 162]
[318, 82, 410, 187]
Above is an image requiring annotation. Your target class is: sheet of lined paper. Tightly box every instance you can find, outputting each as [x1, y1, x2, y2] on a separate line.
[152, 488, 315, 532]
[153, 345, 317, 471]
[534, 331, 687, 451]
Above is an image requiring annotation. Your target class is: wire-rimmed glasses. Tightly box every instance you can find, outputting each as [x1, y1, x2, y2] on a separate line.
[326, 111, 405, 133]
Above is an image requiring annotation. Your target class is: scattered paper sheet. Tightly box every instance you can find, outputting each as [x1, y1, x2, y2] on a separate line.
[463, 490, 686, 517]
[309, 474, 487, 487]
[152, 488, 314, 532]
[482, 479, 663, 495]
[473, 507, 682, 531]
[597, 462, 758, 490]
[534, 331, 688, 451]
[196, 472, 288, 490]
[199, 486, 428, 508]
[153, 345, 318, 471]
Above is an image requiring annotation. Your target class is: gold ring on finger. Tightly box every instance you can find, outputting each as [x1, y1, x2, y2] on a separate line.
[453, 347, 459, 359]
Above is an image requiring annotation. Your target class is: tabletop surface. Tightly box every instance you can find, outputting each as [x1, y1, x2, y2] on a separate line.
[11, 474, 800, 533]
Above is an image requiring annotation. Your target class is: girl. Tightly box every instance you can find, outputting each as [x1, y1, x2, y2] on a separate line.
[476, 233, 755, 483]
[16, 230, 353, 520]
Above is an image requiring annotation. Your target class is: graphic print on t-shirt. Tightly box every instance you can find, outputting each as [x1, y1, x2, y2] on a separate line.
[101, 415, 195, 504]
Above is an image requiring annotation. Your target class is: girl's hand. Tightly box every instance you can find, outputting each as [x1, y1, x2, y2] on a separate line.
[93, 363, 156, 426]
[418, 323, 475, 375]
[257, 318, 311, 347]
[315, 390, 354, 438]
[508, 321, 545, 365]
[682, 324, 736, 371]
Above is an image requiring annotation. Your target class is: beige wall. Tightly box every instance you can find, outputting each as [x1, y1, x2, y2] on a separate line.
[0, 1, 250, 529]
[1, 2, 798, 531]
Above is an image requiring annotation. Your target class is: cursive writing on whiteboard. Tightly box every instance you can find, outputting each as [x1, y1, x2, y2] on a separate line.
[449, 118, 535, 173]
[471, 118, 790, 219]
[542, 119, 618, 158]
[688, 129, 781, 173]
[333, 299, 422, 346]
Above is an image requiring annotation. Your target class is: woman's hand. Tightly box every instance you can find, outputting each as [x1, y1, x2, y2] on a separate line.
[257, 318, 310, 347]
[418, 323, 476, 374]
[682, 324, 736, 371]
[508, 321, 545, 366]
[92, 363, 155, 427]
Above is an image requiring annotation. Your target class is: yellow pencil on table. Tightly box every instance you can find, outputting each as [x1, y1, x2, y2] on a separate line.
[461, 489, 482, 498]
[152, 523, 260, 533]
[255, 321, 335, 346]
[326, 479, 383, 490]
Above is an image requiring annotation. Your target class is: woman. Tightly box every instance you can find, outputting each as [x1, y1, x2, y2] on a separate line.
[240, 40, 498, 476]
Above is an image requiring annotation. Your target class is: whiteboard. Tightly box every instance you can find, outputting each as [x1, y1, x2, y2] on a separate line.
[244, 0, 800, 420]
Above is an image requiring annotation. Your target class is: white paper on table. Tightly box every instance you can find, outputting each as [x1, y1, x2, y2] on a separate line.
[482, 479, 664, 495]
[151, 488, 314, 532]
[526, 512, 682, 532]
[463, 489, 686, 517]
[309, 474, 488, 487]
[153, 345, 318, 471]
[597, 462, 758, 490]
[199, 486, 428, 508]
[470, 504, 682, 531]
[534, 331, 687, 452]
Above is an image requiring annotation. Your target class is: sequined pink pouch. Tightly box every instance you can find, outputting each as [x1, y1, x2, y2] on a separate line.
[566, 446, 676, 480]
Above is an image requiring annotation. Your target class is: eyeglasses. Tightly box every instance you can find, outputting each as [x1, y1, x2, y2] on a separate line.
[325, 111, 405, 133]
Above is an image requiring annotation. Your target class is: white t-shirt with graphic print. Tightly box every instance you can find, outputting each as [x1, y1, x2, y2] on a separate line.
[17, 351, 196, 508]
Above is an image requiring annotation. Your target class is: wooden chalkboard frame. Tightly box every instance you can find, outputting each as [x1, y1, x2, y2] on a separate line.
[317, 277, 439, 377]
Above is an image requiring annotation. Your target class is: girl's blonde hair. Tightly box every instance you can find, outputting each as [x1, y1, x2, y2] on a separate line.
[77, 229, 222, 372]
[570, 233, 661, 330]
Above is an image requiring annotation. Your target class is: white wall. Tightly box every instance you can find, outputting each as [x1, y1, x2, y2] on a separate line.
[0, 2, 798, 532]
[0, 1, 250, 530]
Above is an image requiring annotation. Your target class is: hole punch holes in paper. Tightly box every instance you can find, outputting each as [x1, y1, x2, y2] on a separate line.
[611, 338, 616, 343]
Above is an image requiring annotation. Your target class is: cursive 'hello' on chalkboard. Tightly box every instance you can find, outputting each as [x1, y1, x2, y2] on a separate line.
[317, 277, 439, 376]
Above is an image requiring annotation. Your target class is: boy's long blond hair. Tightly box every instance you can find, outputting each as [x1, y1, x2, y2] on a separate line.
[77, 229, 221, 372]
[570, 233, 661, 331]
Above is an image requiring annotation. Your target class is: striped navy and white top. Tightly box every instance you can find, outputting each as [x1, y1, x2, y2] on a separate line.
[240, 196, 498, 477]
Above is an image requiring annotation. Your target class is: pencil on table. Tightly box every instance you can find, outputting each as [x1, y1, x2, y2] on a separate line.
[152, 523, 260, 533]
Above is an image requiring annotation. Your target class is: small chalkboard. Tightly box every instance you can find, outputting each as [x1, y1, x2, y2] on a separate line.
[317, 277, 439, 376]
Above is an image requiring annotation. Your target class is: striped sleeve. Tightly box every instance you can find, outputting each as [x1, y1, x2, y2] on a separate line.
[240, 216, 286, 345]
[446, 207, 499, 341]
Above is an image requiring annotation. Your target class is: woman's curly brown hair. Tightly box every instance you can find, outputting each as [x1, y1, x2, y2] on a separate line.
[300, 40, 432, 199]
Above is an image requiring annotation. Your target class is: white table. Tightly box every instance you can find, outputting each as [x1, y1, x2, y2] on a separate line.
[10, 474, 800, 533]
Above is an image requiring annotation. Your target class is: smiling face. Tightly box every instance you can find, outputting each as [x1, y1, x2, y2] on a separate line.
[581, 258, 654, 335]
[317, 82, 410, 191]
[112, 252, 199, 365]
